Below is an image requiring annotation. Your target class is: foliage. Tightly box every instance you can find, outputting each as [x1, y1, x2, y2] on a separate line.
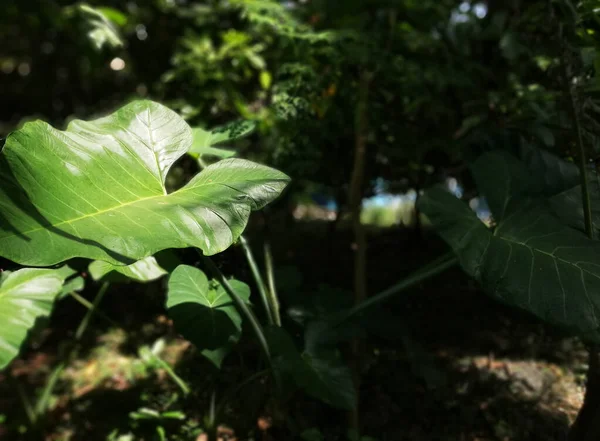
[0, 266, 73, 369]
[5, 0, 600, 439]
[167, 265, 250, 368]
[0, 100, 289, 266]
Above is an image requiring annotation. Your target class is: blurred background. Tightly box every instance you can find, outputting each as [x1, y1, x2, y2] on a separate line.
[1, 0, 600, 440]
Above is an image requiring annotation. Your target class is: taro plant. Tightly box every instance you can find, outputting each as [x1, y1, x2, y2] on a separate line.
[0, 99, 356, 437]
[418, 142, 600, 440]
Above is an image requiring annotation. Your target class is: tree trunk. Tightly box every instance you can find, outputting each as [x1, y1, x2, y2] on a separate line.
[347, 70, 371, 432]
[569, 345, 600, 440]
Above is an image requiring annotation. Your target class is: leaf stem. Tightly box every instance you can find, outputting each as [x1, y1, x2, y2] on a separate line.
[68, 291, 117, 327]
[12, 376, 37, 425]
[562, 45, 594, 238]
[152, 356, 190, 396]
[75, 282, 110, 340]
[334, 253, 458, 325]
[238, 235, 275, 325]
[200, 254, 272, 365]
[264, 241, 281, 326]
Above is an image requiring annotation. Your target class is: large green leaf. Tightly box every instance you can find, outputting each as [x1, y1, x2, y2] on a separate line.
[0, 267, 72, 369]
[166, 265, 250, 367]
[515, 143, 600, 236]
[549, 171, 600, 236]
[518, 142, 580, 197]
[0, 100, 289, 266]
[420, 151, 600, 336]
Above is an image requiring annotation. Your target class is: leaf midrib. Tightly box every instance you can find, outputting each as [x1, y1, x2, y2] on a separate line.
[0, 177, 288, 241]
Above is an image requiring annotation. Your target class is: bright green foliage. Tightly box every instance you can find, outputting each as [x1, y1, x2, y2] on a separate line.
[166, 265, 250, 368]
[189, 120, 256, 160]
[71, 4, 125, 50]
[89, 257, 167, 283]
[266, 327, 356, 410]
[420, 151, 600, 337]
[59, 276, 85, 300]
[0, 267, 73, 369]
[0, 100, 290, 266]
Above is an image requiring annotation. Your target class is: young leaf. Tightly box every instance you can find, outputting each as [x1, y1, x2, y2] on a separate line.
[0, 267, 73, 369]
[420, 151, 600, 337]
[0, 100, 290, 266]
[189, 120, 256, 159]
[58, 276, 85, 300]
[78, 4, 124, 50]
[166, 265, 250, 367]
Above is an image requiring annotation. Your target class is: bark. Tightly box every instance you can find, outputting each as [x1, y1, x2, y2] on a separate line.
[569, 346, 600, 441]
[347, 69, 371, 431]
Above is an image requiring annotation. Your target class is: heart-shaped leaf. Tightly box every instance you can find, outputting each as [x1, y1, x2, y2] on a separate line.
[0, 100, 289, 266]
[420, 151, 600, 336]
[166, 265, 250, 367]
[0, 267, 73, 369]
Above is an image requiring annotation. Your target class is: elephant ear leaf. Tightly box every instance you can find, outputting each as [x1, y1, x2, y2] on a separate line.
[166, 265, 250, 368]
[420, 151, 600, 338]
[0, 100, 289, 266]
[0, 267, 73, 369]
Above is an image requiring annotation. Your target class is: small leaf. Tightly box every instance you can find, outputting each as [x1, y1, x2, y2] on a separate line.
[78, 4, 124, 50]
[59, 276, 85, 300]
[166, 265, 250, 367]
[260, 71, 272, 89]
[0, 267, 72, 369]
[189, 120, 256, 159]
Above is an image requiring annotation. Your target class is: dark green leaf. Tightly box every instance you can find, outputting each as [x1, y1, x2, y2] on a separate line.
[166, 265, 250, 367]
[265, 327, 356, 409]
[420, 151, 600, 337]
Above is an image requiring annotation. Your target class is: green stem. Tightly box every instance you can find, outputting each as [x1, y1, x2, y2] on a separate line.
[75, 282, 110, 340]
[562, 45, 593, 239]
[200, 254, 272, 365]
[334, 253, 458, 325]
[13, 376, 36, 425]
[68, 291, 117, 327]
[34, 361, 65, 416]
[152, 356, 190, 396]
[264, 242, 281, 326]
[33, 282, 112, 418]
[238, 235, 275, 325]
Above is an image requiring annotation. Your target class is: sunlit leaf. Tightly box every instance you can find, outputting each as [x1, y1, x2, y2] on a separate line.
[78, 4, 124, 50]
[0, 100, 289, 266]
[0, 267, 73, 369]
